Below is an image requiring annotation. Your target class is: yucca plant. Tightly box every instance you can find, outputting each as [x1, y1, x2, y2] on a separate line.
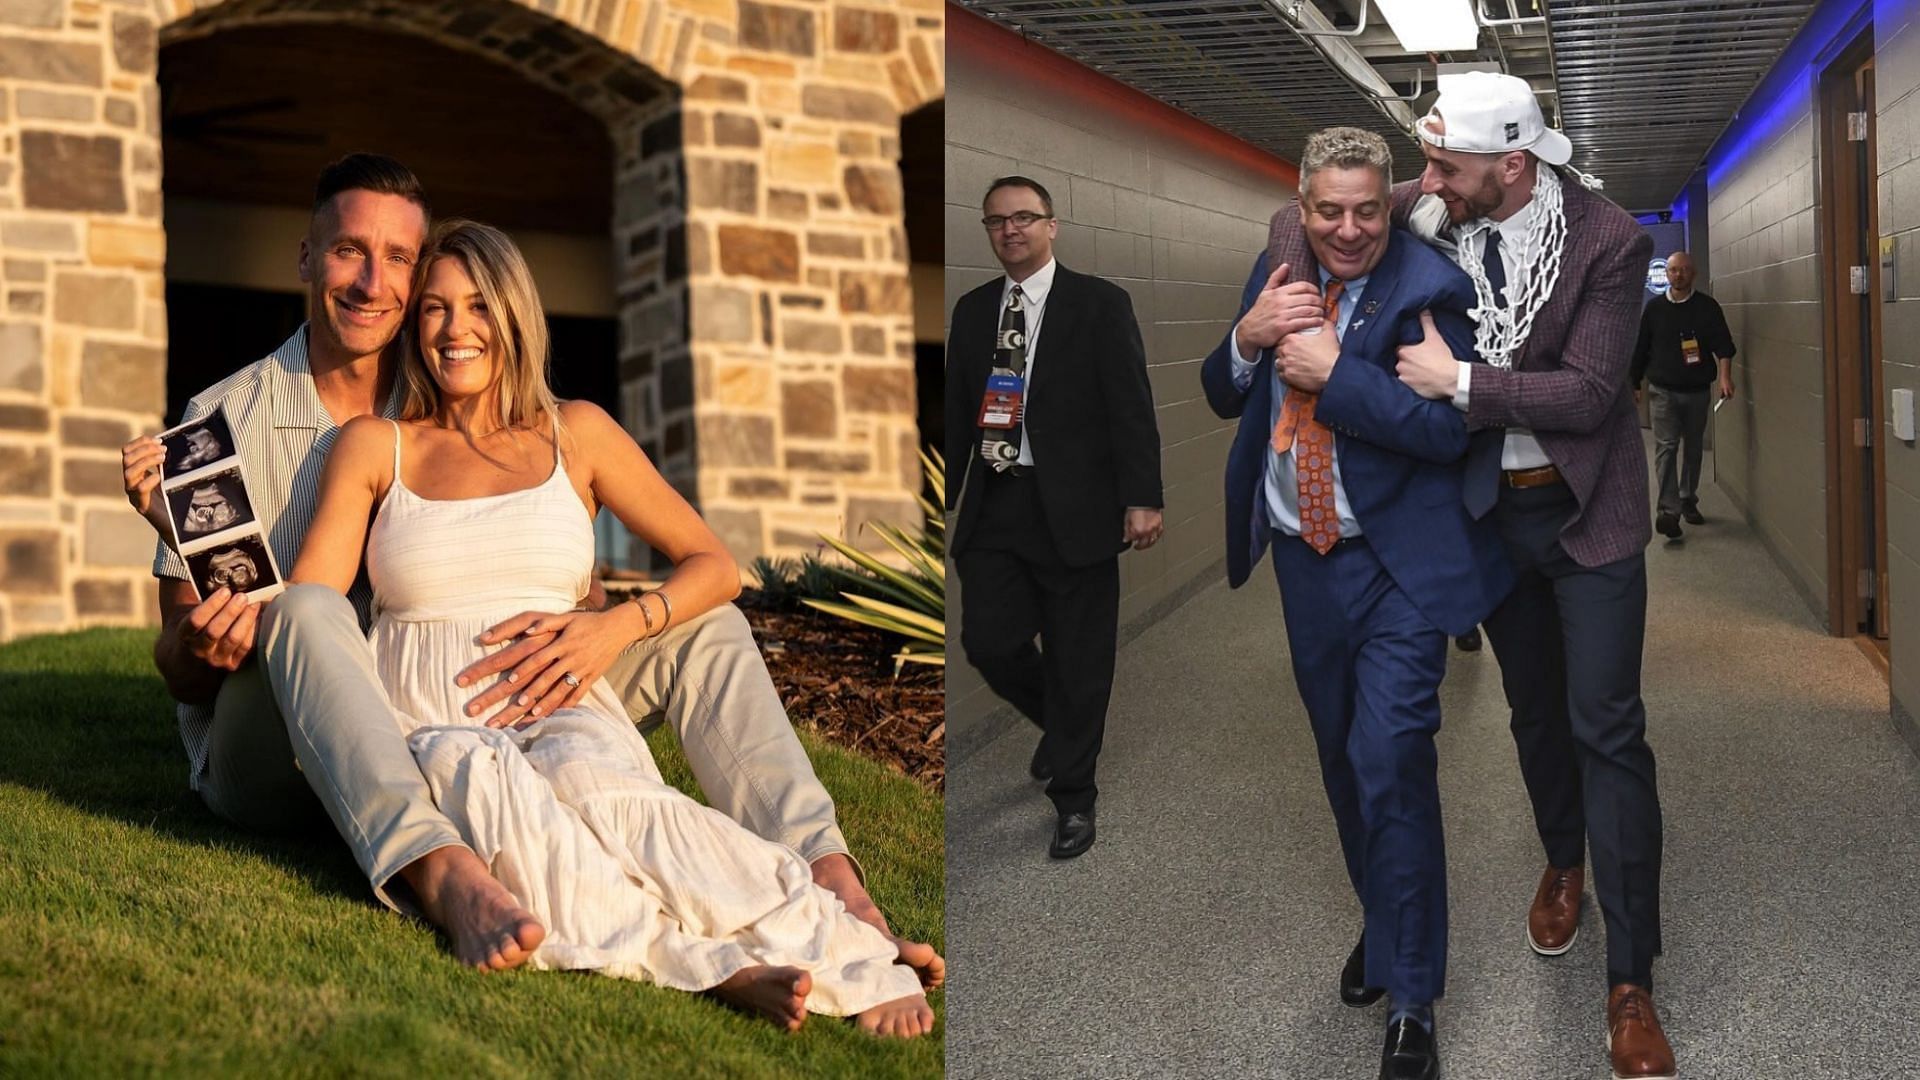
[804, 447, 946, 673]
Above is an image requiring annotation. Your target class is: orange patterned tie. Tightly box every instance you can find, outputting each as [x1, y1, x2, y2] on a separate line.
[1269, 279, 1344, 554]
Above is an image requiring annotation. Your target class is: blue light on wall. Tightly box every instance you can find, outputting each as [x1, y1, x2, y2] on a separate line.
[1704, 69, 1816, 193]
[1673, 0, 1899, 217]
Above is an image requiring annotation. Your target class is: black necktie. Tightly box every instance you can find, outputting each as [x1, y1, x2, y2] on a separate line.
[982, 285, 1027, 471]
[1464, 231, 1506, 519]
[1483, 231, 1507, 305]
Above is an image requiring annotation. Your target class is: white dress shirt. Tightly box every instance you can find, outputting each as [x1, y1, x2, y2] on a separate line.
[1452, 205, 1553, 470]
[998, 257, 1057, 467]
[1229, 268, 1366, 539]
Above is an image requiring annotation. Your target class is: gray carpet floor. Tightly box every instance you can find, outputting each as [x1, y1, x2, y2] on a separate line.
[945, 468, 1920, 1078]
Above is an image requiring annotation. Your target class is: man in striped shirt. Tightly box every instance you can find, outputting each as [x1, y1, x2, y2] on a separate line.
[134, 154, 940, 984]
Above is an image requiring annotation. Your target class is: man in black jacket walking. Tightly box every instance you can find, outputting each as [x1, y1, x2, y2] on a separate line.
[945, 175, 1164, 859]
[1631, 250, 1736, 539]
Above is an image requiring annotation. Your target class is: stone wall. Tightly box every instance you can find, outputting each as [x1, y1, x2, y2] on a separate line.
[0, 0, 943, 639]
[0, 0, 168, 639]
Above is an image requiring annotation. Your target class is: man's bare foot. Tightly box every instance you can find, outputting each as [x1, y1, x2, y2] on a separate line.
[400, 846, 545, 971]
[811, 854, 946, 990]
[855, 993, 934, 1038]
[712, 965, 811, 1031]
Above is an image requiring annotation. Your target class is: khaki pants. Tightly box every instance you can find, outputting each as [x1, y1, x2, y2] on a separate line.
[1648, 384, 1709, 518]
[198, 584, 851, 909]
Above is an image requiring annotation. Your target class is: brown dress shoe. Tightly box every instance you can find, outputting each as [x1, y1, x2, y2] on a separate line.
[1527, 864, 1583, 955]
[1606, 983, 1676, 1079]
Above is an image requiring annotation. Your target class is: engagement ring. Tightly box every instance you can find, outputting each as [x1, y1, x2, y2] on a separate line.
[561, 672, 582, 688]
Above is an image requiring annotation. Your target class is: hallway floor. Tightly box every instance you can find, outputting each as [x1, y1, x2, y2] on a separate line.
[945, 470, 1920, 1078]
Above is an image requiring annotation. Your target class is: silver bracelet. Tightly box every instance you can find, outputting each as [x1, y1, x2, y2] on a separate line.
[631, 593, 654, 637]
[649, 589, 673, 631]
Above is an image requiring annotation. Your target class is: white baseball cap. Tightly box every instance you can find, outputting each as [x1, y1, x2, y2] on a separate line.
[1415, 71, 1572, 166]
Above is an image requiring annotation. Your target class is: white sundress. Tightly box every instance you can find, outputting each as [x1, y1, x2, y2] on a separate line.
[364, 419, 920, 1014]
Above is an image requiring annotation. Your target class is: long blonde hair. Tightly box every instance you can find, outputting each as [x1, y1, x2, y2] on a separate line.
[399, 219, 561, 434]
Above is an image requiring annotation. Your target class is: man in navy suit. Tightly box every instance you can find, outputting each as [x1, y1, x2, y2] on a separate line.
[1201, 128, 1511, 1080]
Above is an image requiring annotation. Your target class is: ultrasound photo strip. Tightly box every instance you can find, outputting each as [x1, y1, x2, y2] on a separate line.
[165, 467, 257, 546]
[157, 408, 238, 486]
[184, 531, 284, 604]
[151, 405, 286, 602]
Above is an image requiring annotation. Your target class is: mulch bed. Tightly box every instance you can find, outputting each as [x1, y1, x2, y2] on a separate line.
[607, 581, 944, 790]
[738, 589, 944, 791]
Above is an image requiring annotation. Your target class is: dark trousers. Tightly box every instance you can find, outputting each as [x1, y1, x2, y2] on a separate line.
[1649, 384, 1710, 516]
[956, 469, 1118, 815]
[1481, 482, 1664, 988]
[1272, 534, 1449, 1006]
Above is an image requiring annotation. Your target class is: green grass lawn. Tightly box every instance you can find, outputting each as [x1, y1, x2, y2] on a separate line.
[0, 629, 943, 1078]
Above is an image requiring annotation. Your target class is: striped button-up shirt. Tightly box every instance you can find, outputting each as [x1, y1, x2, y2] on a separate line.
[153, 326, 399, 789]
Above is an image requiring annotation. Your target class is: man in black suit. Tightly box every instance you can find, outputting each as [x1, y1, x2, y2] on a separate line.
[945, 176, 1164, 859]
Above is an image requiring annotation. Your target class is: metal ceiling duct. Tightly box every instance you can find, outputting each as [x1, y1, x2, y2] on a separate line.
[956, 0, 1822, 212]
[954, 0, 1416, 163]
[1546, 0, 1819, 211]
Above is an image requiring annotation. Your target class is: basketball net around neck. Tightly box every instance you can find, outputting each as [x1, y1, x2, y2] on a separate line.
[1454, 166, 1567, 370]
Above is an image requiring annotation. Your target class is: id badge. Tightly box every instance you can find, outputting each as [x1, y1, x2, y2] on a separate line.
[1681, 335, 1702, 365]
[978, 372, 1024, 429]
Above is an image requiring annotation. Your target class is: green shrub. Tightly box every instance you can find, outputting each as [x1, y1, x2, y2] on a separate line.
[805, 448, 946, 673]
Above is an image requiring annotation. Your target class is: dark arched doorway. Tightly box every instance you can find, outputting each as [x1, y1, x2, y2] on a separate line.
[903, 99, 943, 481]
[158, 9, 680, 569]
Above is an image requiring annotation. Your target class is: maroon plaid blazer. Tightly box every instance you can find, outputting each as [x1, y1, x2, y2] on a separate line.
[1266, 176, 1652, 566]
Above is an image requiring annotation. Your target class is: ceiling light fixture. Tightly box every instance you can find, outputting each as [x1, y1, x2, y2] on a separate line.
[1373, 0, 1480, 53]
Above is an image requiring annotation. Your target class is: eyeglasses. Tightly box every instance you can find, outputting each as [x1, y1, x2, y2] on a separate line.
[982, 212, 1053, 230]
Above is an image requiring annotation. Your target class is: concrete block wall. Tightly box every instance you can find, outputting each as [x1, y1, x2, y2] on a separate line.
[1702, 0, 1920, 738]
[1877, 1, 1920, 728]
[1706, 80, 1829, 619]
[944, 6, 1294, 736]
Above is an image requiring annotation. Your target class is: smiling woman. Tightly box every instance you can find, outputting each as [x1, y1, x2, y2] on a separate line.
[400, 221, 555, 435]
[281, 217, 938, 1036]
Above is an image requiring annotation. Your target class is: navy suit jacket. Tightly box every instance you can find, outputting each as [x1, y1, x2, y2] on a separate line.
[1200, 230, 1513, 637]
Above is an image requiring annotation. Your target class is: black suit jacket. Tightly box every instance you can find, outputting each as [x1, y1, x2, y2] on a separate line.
[944, 263, 1163, 568]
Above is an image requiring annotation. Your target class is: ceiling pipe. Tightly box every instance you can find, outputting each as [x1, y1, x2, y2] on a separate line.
[1276, 0, 1371, 39]
[1374, 67, 1425, 101]
[1269, 0, 1418, 131]
[1478, 0, 1546, 27]
[1503, 0, 1534, 35]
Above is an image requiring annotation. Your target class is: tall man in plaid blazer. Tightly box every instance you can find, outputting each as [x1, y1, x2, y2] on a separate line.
[1269, 73, 1675, 1080]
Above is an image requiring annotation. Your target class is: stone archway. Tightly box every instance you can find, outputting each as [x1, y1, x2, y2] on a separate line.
[0, 0, 944, 639]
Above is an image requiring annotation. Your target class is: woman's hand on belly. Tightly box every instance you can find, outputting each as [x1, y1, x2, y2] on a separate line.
[452, 605, 645, 729]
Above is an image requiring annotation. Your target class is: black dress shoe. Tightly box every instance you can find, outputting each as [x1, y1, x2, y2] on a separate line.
[1341, 937, 1385, 1007]
[1379, 1015, 1439, 1080]
[1029, 742, 1051, 782]
[1453, 627, 1482, 653]
[1682, 507, 1705, 525]
[1655, 512, 1683, 539]
[1049, 810, 1095, 859]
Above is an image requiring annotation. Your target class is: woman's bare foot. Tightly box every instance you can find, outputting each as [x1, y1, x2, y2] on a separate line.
[855, 993, 934, 1038]
[890, 938, 946, 990]
[810, 854, 946, 989]
[401, 846, 545, 971]
[712, 966, 811, 1031]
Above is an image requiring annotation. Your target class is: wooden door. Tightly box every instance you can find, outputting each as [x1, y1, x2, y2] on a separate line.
[1820, 34, 1890, 652]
